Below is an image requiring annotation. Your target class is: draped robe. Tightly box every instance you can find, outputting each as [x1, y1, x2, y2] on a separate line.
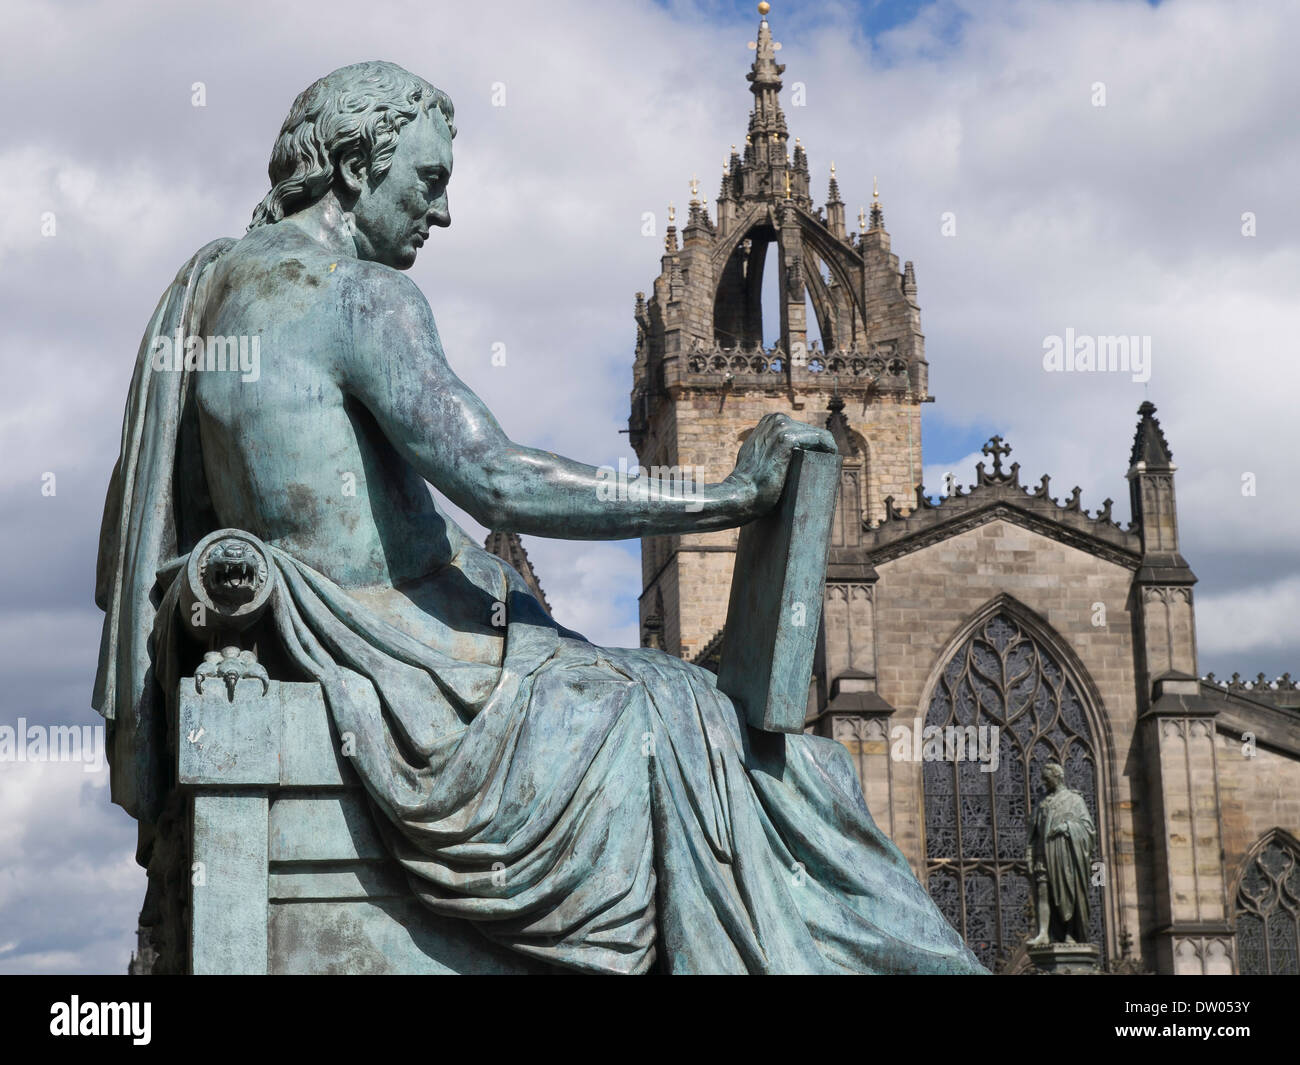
[93, 241, 985, 975]
[1028, 786, 1096, 935]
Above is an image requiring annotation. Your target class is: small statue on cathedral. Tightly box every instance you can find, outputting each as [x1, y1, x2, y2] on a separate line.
[1026, 761, 1097, 945]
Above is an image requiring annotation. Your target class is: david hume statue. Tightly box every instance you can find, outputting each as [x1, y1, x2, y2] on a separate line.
[94, 60, 984, 975]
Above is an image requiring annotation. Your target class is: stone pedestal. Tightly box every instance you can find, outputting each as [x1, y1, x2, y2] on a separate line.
[1028, 942, 1102, 974]
[177, 676, 546, 974]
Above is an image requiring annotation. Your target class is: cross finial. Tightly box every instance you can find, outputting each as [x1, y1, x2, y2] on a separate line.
[858, 206, 867, 231]
[982, 435, 1012, 476]
[689, 174, 700, 202]
[668, 202, 675, 224]
[784, 170, 792, 198]
[872, 175, 880, 202]
[830, 161, 836, 177]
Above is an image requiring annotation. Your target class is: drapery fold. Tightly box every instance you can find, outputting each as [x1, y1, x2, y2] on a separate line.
[246, 546, 984, 974]
[92, 239, 234, 821]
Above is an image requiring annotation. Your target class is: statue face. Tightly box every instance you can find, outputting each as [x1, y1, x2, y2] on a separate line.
[349, 107, 453, 269]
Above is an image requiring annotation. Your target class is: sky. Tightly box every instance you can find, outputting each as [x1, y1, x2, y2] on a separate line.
[1, 0, 1297, 973]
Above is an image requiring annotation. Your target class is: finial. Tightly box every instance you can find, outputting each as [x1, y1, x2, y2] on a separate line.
[830, 161, 836, 177]
[868, 177, 885, 230]
[745, 133, 752, 146]
[668, 202, 675, 224]
[689, 174, 700, 202]
[795, 137, 801, 148]
[784, 170, 792, 199]
[748, 3, 782, 63]
[981, 436, 1012, 478]
[858, 206, 867, 231]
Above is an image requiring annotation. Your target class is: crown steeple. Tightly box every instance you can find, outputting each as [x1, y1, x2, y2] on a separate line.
[628, 0, 930, 661]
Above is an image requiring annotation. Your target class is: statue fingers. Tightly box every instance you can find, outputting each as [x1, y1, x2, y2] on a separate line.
[783, 425, 837, 454]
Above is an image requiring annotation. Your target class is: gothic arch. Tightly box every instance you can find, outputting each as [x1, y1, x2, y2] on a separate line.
[915, 594, 1117, 969]
[709, 203, 771, 270]
[801, 251, 842, 351]
[1232, 828, 1300, 974]
[709, 205, 867, 349]
[916, 595, 1118, 767]
[793, 208, 864, 308]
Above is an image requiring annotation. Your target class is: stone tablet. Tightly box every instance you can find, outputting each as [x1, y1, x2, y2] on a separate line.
[718, 447, 841, 733]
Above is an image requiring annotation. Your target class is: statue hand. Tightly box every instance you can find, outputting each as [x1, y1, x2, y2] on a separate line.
[726, 413, 837, 517]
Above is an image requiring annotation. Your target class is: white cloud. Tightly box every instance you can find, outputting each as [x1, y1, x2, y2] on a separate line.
[1, 0, 1298, 972]
[1197, 576, 1300, 657]
[923, 450, 985, 498]
[0, 761, 142, 974]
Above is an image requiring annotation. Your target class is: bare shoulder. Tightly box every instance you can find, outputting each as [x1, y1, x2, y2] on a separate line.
[335, 257, 436, 332]
[329, 258, 446, 384]
[211, 228, 445, 391]
[221, 226, 425, 316]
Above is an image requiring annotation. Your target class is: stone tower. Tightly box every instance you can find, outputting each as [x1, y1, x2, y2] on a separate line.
[630, 3, 930, 660]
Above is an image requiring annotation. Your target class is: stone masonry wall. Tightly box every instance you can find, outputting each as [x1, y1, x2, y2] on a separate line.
[640, 384, 922, 658]
[865, 519, 1145, 958]
[1215, 735, 1300, 902]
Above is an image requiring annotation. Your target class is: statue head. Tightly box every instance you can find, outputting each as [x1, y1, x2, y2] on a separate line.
[1043, 761, 1065, 791]
[249, 60, 456, 269]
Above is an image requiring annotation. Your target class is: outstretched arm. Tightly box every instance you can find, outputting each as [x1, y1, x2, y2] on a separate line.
[340, 269, 834, 539]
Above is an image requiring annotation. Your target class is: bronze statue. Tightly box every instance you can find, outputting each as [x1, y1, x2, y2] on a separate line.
[92, 58, 985, 974]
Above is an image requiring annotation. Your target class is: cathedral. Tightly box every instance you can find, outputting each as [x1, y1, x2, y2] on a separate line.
[625, 4, 1300, 976]
[493, 6, 1300, 975]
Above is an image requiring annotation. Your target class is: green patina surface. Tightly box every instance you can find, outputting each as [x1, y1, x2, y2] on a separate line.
[94, 60, 984, 975]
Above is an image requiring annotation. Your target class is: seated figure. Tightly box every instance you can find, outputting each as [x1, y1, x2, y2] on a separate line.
[93, 60, 984, 975]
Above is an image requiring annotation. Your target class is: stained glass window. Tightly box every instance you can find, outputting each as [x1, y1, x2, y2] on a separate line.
[1236, 835, 1300, 975]
[923, 612, 1105, 969]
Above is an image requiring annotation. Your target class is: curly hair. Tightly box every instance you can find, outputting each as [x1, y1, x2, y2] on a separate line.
[248, 60, 456, 230]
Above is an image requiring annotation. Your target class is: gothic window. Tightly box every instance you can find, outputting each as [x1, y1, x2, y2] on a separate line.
[923, 611, 1105, 970]
[1235, 833, 1300, 975]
